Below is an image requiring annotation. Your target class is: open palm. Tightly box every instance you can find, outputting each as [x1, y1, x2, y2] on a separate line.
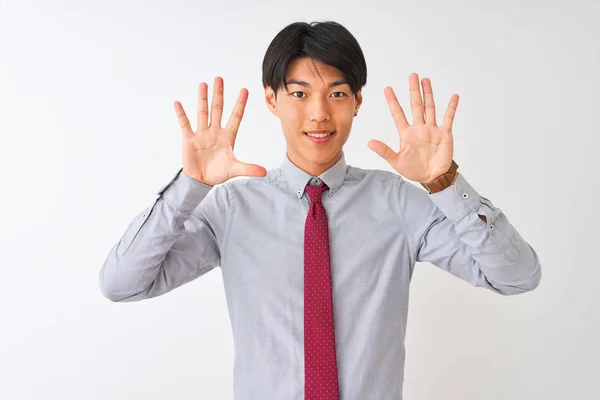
[174, 77, 266, 186]
[368, 73, 459, 183]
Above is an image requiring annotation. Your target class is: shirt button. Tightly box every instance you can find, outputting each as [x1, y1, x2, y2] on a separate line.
[490, 225, 494, 230]
[462, 193, 469, 199]
[314, 178, 321, 185]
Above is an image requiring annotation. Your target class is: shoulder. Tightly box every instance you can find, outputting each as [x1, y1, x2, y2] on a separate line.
[346, 164, 403, 186]
[221, 168, 280, 190]
[345, 164, 432, 210]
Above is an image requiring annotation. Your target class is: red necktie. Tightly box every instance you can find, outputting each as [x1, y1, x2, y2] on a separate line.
[304, 181, 340, 399]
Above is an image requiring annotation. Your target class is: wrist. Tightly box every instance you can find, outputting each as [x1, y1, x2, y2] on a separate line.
[420, 160, 459, 194]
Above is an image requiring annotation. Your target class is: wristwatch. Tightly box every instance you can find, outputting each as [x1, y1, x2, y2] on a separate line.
[420, 160, 459, 194]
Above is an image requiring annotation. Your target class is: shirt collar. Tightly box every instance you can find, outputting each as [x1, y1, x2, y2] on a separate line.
[280, 152, 348, 199]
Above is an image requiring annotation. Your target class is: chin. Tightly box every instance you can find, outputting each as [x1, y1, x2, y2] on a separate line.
[304, 148, 341, 162]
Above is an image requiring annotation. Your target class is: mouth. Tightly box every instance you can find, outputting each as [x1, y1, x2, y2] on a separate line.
[304, 131, 335, 143]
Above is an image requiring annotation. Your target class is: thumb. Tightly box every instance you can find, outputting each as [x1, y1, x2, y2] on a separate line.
[230, 160, 268, 178]
[368, 140, 396, 164]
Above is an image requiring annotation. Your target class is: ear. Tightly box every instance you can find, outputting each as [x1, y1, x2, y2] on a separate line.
[264, 86, 278, 116]
[354, 89, 363, 116]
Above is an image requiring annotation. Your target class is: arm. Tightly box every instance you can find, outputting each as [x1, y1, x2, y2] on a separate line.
[99, 77, 266, 302]
[370, 73, 541, 294]
[98, 168, 231, 302]
[397, 172, 542, 295]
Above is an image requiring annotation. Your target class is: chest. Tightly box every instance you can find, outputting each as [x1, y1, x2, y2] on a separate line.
[221, 192, 413, 295]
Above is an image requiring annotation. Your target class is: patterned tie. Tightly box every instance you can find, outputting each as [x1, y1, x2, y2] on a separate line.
[304, 181, 340, 399]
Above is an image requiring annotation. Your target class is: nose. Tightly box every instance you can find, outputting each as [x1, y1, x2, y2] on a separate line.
[308, 97, 331, 123]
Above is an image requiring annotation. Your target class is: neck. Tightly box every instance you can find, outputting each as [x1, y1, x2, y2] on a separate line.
[287, 150, 342, 177]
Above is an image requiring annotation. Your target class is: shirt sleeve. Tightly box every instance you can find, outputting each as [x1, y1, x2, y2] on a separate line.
[98, 168, 232, 302]
[396, 172, 542, 295]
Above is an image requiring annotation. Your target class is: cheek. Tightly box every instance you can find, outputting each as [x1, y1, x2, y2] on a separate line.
[333, 110, 355, 130]
[280, 108, 304, 129]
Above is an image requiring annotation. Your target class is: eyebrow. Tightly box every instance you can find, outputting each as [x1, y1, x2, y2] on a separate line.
[285, 78, 349, 88]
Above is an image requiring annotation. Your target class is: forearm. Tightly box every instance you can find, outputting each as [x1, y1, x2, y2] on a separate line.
[428, 173, 542, 294]
[99, 169, 220, 302]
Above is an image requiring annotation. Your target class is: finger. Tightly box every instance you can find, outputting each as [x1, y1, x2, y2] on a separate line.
[209, 76, 224, 128]
[422, 78, 437, 126]
[230, 160, 268, 179]
[173, 101, 193, 138]
[409, 73, 425, 125]
[368, 139, 397, 165]
[441, 94, 460, 132]
[197, 82, 208, 131]
[225, 88, 249, 136]
[384, 87, 409, 131]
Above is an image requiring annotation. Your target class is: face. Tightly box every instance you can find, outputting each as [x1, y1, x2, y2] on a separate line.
[265, 57, 362, 176]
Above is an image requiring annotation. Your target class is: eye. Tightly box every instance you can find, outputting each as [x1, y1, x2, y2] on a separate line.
[331, 92, 346, 98]
[291, 91, 306, 98]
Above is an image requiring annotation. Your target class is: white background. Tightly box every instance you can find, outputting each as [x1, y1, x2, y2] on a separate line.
[1, 0, 598, 399]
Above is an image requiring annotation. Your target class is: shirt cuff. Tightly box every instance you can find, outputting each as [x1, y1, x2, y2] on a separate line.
[157, 168, 213, 212]
[428, 173, 483, 222]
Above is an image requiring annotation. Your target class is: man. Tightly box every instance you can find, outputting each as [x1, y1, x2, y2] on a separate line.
[99, 21, 541, 399]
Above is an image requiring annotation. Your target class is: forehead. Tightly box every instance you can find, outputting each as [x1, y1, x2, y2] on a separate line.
[285, 58, 346, 85]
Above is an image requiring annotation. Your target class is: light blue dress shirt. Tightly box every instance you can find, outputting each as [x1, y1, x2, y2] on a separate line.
[99, 152, 541, 399]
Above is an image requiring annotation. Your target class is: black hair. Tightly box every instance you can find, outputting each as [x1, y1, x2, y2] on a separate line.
[261, 21, 367, 98]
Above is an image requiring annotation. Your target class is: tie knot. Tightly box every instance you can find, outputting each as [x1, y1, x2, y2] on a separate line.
[305, 181, 329, 203]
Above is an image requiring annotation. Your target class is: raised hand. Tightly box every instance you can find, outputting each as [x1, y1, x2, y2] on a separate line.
[368, 73, 459, 183]
[174, 76, 267, 186]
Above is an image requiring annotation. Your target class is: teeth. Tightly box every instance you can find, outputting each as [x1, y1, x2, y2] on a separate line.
[307, 132, 332, 138]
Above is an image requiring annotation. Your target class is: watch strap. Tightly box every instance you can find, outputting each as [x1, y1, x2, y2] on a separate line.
[420, 160, 459, 194]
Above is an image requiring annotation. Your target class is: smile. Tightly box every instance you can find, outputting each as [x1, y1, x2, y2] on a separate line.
[305, 131, 335, 143]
